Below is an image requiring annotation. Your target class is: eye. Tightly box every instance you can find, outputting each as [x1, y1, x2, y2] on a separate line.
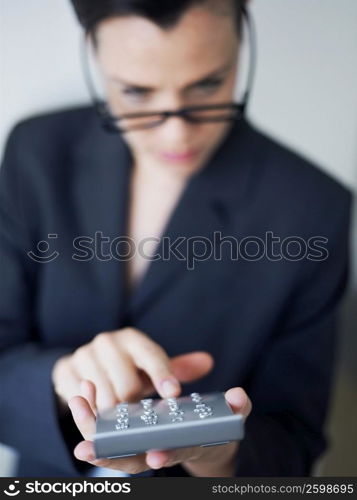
[195, 78, 224, 92]
[122, 87, 150, 98]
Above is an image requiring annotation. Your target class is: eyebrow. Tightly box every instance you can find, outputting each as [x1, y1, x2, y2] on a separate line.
[108, 61, 234, 92]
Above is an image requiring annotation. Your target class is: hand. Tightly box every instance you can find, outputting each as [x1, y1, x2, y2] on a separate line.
[52, 327, 214, 410]
[68, 381, 252, 476]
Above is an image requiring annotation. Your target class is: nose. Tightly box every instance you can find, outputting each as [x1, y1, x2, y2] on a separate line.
[153, 93, 195, 146]
[156, 113, 194, 147]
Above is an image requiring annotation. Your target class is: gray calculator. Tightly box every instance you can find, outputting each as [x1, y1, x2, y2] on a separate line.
[93, 391, 245, 459]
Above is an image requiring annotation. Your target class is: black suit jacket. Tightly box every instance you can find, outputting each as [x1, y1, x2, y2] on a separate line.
[0, 105, 352, 477]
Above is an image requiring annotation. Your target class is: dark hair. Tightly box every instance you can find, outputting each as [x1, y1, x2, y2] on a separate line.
[70, 0, 245, 44]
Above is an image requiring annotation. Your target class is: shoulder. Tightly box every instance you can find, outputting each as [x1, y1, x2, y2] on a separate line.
[237, 120, 353, 230]
[2, 104, 95, 157]
[1, 105, 99, 194]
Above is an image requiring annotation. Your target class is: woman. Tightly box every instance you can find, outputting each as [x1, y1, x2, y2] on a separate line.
[0, 0, 352, 477]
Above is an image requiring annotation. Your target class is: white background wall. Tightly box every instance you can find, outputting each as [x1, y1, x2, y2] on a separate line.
[0, 0, 356, 476]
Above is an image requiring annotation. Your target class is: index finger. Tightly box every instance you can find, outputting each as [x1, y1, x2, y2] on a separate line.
[120, 329, 181, 399]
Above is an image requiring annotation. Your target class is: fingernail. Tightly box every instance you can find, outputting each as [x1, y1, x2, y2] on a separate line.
[148, 456, 164, 469]
[76, 450, 94, 462]
[160, 378, 179, 398]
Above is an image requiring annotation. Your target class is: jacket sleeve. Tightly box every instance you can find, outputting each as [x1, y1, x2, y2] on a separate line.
[234, 190, 353, 476]
[0, 124, 89, 476]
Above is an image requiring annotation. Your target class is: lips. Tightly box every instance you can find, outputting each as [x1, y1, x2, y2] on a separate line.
[160, 150, 199, 162]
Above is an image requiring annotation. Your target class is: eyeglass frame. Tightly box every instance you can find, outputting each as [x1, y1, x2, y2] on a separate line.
[80, 4, 257, 134]
[94, 101, 246, 133]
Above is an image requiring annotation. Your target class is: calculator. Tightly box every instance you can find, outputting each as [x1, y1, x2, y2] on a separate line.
[93, 391, 245, 459]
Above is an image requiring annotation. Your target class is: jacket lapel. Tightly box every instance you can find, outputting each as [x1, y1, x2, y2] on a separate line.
[127, 170, 226, 317]
[71, 110, 132, 328]
[127, 118, 256, 318]
[73, 109, 255, 323]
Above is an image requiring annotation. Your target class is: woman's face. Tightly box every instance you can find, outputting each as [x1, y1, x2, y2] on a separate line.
[94, 3, 239, 177]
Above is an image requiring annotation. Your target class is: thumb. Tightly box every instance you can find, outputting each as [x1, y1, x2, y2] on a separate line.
[224, 387, 252, 419]
[170, 351, 214, 383]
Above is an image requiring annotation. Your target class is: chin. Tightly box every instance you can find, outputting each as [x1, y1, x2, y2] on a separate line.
[162, 157, 205, 175]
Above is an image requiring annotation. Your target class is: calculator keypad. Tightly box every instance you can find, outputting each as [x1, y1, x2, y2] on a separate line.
[191, 393, 213, 418]
[95, 391, 244, 459]
[115, 402, 129, 430]
[113, 392, 214, 431]
[140, 398, 158, 425]
[167, 397, 185, 423]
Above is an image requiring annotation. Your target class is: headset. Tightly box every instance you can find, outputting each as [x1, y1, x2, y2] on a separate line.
[80, 3, 257, 134]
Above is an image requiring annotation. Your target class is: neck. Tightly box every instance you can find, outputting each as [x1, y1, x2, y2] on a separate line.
[131, 156, 194, 187]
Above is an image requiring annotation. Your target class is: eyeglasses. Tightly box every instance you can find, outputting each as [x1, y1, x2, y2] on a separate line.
[95, 101, 246, 133]
[81, 4, 257, 134]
